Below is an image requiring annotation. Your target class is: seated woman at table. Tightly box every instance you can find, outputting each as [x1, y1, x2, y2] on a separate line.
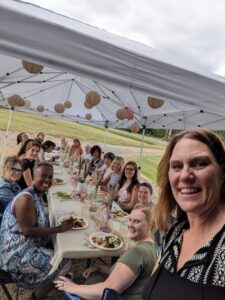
[115, 161, 139, 213]
[16, 132, 28, 146]
[38, 140, 60, 163]
[99, 152, 115, 181]
[88, 145, 103, 176]
[135, 182, 154, 208]
[55, 206, 158, 300]
[0, 161, 74, 300]
[99, 156, 124, 190]
[17, 139, 41, 190]
[69, 138, 83, 159]
[0, 156, 22, 225]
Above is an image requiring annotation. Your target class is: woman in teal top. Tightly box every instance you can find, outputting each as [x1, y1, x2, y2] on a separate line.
[55, 206, 158, 300]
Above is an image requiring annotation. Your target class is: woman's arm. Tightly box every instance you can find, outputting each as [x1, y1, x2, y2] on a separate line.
[13, 194, 73, 237]
[83, 263, 111, 279]
[23, 168, 33, 187]
[55, 262, 137, 299]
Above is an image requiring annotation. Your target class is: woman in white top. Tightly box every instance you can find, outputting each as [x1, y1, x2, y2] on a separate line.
[116, 161, 139, 213]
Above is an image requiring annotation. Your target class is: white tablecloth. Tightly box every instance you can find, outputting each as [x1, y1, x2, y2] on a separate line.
[48, 166, 125, 273]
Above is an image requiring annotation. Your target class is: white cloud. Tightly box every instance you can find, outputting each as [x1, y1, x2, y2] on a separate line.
[24, 0, 225, 76]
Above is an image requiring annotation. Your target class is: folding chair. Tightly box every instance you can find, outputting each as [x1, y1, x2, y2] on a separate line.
[101, 288, 123, 300]
[0, 269, 20, 300]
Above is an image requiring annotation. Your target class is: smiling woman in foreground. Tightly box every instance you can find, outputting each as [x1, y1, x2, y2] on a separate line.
[142, 128, 225, 300]
[0, 162, 74, 300]
[55, 207, 158, 300]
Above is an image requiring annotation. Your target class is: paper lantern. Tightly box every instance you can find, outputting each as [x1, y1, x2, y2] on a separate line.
[64, 100, 72, 109]
[16, 97, 25, 107]
[7, 95, 25, 107]
[129, 122, 140, 133]
[116, 109, 127, 120]
[85, 91, 101, 106]
[85, 113, 92, 120]
[84, 101, 93, 109]
[124, 107, 134, 120]
[7, 95, 20, 107]
[22, 60, 44, 74]
[147, 97, 165, 109]
[36, 105, 45, 113]
[54, 103, 65, 113]
[23, 99, 31, 108]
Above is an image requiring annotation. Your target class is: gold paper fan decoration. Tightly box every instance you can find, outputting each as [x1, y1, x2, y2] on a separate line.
[22, 60, 44, 74]
[147, 97, 165, 109]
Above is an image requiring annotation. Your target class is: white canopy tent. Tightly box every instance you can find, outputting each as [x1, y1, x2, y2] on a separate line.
[1, 0, 225, 131]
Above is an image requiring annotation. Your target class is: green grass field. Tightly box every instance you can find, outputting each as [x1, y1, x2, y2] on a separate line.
[0, 107, 165, 182]
[0, 108, 166, 149]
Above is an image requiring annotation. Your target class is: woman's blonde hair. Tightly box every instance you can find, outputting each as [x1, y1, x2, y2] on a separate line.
[111, 156, 124, 172]
[132, 206, 155, 234]
[154, 128, 225, 232]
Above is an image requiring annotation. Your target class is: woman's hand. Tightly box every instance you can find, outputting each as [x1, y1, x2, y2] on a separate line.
[83, 264, 99, 279]
[54, 276, 77, 293]
[58, 218, 74, 233]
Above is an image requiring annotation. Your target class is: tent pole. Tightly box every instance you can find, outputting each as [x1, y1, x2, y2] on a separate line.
[138, 125, 146, 170]
[0, 107, 13, 165]
[102, 120, 109, 155]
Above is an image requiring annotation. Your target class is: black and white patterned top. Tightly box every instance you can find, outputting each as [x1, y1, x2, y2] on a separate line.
[161, 221, 225, 287]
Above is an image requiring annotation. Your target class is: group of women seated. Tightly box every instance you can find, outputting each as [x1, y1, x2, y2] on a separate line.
[0, 132, 156, 299]
[0, 128, 224, 300]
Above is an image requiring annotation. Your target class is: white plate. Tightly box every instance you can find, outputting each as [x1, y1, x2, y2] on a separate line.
[58, 215, 88, 230]
[51, 191, 72, 200]
[89, 232, 123, 250]
[52, 178, 66, 185]
[112, 211, 129, 222]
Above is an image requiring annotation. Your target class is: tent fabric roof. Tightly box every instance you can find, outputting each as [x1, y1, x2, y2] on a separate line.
[1, 0, 225, 130]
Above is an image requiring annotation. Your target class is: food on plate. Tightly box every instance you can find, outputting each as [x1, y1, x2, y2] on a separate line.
[112, 210, 129, 221]
[52, 191, 72, 199]
[58, 215, 88, 229]
[52, 178, 65, 185]
[91, 234, 122, 249]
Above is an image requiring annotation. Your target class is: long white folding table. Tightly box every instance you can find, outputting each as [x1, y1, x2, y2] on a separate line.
[48, 166, 125, 274]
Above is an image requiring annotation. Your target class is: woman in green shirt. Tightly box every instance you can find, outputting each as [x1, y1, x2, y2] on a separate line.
[55, 206, 158, 300]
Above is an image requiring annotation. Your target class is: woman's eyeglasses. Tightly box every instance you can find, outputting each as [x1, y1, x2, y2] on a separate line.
[11, 167, 22, 173]
[125, 167, 135, 171]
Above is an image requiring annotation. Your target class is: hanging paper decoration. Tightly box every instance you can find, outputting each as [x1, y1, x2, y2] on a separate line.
[129, 122, 140, 133]
[147, 96, 165, 109]
[84, 101, 93, 109]
[54, 103, 65, 113]
[85, 113, 92, 120]
[23, 99, 31, 108]
[36, 105, 45, 113]
[85, 91, 101, 106]
[7, 95, 25, 107]
[64, 100, 72, 109]
[124, 107, 134, 120]
[22, 60, 44, 74]
[116, 109, 126, 120]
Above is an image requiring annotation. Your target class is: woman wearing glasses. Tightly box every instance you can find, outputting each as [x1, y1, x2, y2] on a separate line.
[116, 161, 139, 213]
[0, 156, 22, 225]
